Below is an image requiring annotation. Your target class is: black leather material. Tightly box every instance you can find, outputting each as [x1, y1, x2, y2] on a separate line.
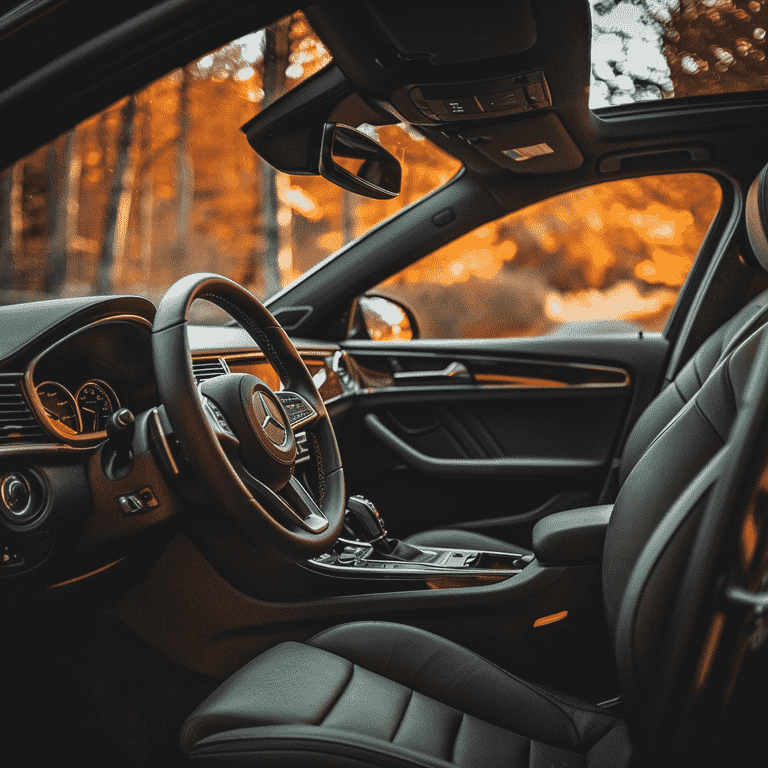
[615, 450, 725, 749]
[180, 165, 768, 766]
[619, 286, 768, 485]
[603, 325, 763, 635]
[406, 284, 768, 556]
[180, 325, 768, 768]
[747, 162, 768, 270]
[531, 505, 612, 563]
[182, 622, 630, 767]
[403, 528, 531, 556]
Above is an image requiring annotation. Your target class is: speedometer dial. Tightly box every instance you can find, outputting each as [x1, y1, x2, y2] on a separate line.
[35, 381, 80, 435]
[76, 380, 120, 433]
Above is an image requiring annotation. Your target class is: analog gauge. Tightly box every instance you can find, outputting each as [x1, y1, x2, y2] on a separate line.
[76, 380, 120, 433]
[35, 381, 80, 435]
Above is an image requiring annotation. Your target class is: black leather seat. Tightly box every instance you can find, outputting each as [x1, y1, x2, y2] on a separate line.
[180, 308, 768, 766]
[182, 622, 631, 767]
[404, 161, 768, 556]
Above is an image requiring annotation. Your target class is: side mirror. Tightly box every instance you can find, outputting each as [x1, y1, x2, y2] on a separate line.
[319, 123, 401, 200]
[347, 295, 417, 341]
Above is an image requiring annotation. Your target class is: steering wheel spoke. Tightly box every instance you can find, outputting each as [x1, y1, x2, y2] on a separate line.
[238, 470, 328, 534]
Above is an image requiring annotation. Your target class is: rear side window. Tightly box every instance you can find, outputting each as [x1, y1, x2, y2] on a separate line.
[374, 173, 722, 339]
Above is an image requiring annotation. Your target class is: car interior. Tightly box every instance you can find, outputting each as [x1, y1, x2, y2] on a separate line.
[3, 1, 768, 766]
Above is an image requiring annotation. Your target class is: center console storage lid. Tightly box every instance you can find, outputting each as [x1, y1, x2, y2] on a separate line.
[532, 505, 613, 563]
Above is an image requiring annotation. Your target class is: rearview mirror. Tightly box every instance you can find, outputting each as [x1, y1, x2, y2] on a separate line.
[319, 123, 401, 200]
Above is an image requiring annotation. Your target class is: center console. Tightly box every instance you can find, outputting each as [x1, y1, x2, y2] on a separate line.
[305, 495, 532, 589]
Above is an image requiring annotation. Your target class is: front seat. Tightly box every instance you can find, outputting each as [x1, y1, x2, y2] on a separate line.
[179, 311, 768, 767]
[404, 161, 768, 556]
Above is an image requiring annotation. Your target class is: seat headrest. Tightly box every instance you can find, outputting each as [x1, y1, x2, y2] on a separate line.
[747, 163, 768, 271]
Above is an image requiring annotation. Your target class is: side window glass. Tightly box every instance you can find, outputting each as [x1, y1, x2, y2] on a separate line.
[374, 174, 722, 339]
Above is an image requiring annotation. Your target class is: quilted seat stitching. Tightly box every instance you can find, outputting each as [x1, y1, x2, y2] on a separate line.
[390, 688, 415, 744]
[317, 659, 355, 726]
[308, 623, 590, 749]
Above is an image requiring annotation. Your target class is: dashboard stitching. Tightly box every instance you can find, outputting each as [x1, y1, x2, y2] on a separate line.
[198, 293, 290, 382]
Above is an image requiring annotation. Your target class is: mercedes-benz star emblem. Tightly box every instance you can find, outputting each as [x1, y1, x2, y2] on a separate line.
[256, 393, 287, 446]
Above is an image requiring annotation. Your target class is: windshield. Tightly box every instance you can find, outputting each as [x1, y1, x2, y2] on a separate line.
[0, 12, 461, 322]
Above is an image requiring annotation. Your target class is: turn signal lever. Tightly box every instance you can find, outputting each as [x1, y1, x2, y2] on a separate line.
[344, 495, 438, 563]
[102, 408, 136, 479]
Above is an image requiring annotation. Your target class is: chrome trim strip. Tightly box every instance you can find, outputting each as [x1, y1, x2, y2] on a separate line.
[345, 349, 631, 390]
[304, 559, 522, 580]
[307, 543, 525, 580]
[0, 443, 93, 457]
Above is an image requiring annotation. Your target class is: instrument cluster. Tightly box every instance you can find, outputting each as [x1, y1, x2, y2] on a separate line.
[35, 378, 121, 436]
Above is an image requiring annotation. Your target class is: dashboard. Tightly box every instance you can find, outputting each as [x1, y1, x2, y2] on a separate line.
[0, 295, 349, 592]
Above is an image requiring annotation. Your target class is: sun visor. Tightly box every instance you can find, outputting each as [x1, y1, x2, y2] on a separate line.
[459, 113, 583, 174]
[363, 0, 536, 65]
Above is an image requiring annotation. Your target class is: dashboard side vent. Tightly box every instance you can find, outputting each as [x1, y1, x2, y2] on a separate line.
[0, 378, 47, 442]
[192, 357, 230, 384]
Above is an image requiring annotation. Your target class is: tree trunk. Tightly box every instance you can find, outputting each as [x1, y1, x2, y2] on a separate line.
[134, 93, 154, 293]
[245, 17, 290, 297]
[45, 130, 80, 295]
[0, 163, 22, 298]
[173, 64, 193, 275]
[96, 96, 136, 294]
[342, 189, 356, 246]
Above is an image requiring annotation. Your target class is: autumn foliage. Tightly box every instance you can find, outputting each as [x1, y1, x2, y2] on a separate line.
[0, 11, 728, 336]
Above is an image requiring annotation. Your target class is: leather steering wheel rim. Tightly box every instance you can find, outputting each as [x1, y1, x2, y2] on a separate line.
[152, 273, 345, 561]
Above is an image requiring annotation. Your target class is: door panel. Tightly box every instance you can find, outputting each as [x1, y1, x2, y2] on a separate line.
[333, 333, 668, 546]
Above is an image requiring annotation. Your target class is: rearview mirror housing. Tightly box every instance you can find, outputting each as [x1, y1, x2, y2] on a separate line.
[319, 123, 401, 199]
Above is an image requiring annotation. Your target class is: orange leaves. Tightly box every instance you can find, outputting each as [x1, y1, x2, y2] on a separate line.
[382, 173, 722, 337]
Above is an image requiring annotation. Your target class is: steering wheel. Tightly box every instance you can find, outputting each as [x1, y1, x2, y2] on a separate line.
[151, 273, 345, 561]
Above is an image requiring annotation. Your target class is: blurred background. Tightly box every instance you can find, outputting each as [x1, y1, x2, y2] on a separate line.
[2, 2, 764, 337]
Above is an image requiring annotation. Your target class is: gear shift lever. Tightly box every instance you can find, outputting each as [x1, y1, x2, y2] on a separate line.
[343, 495, 439, 562]
[345, 496, 389, 544]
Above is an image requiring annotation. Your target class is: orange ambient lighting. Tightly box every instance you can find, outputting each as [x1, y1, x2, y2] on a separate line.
[534, 611, 568, 628]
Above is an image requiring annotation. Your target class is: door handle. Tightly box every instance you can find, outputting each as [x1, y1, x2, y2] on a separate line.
[392, 361, 473, 385]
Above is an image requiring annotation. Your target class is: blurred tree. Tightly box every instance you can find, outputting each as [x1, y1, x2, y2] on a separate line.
[246, 16, 291, 296]
[0, 163, 22, 294]
[174, 65, 194, 263]
[44, 130, 80, 294]
[665, 0, 768, 97]
[96, 96, 136, 293]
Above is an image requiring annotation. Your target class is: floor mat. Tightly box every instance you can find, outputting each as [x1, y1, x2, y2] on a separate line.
[4, 608, 220, 766]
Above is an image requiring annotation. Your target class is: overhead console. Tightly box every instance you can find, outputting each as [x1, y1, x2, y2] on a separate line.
[395, 70, 551, 124]
[390, 71, 582, 174]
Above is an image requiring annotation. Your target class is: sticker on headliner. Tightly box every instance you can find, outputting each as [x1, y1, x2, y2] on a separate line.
[503, 143, 555, 161]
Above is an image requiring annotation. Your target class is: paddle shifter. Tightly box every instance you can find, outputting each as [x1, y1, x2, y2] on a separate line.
[344, 495, 441, 563]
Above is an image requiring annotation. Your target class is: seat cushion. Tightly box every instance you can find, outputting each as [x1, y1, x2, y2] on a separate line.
[403, 528, 532, 557]
[181, 621, 630, 768]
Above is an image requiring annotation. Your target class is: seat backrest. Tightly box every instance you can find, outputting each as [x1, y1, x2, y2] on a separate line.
[618, 163, 768, 487]
[603, 323, 767, 752]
